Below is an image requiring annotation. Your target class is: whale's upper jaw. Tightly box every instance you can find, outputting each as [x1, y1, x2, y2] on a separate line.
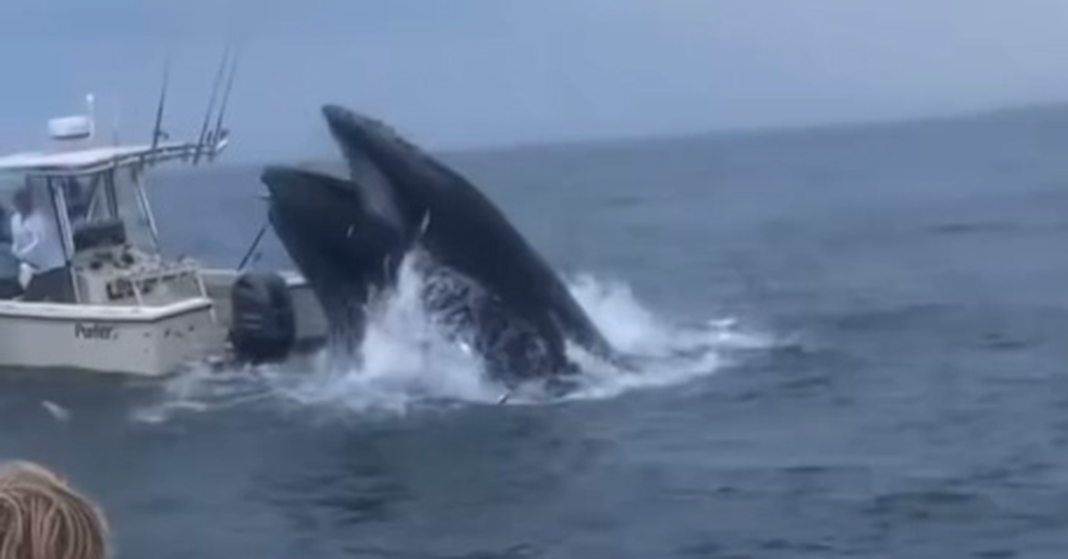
[322, 104, 387, 137]
[321, 104, 422, 166]
[321, 104, 383, 150]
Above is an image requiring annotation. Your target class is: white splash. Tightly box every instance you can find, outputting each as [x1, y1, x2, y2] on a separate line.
[132, 255, 774, 423]
[546, 272, 774, 403]
[268, 256, 499, 414]
[41, 400, 71, 422]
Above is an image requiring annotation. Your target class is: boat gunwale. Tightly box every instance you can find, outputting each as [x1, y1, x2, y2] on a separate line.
[0, 297, 214, 323]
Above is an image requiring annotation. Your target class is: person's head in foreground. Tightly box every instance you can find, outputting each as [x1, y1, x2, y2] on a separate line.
[0, 461, 109, 559]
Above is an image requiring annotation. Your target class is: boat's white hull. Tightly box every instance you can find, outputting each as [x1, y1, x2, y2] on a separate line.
[0, 299, 222, 377]
[0, 269, 328, 378]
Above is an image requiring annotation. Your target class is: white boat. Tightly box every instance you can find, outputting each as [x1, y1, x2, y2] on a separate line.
[0, 94, 327, 377]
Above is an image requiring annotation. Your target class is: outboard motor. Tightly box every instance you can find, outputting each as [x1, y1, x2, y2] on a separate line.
[228, 272, 296, 363]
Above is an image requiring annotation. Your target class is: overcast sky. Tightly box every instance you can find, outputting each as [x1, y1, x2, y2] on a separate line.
[1, 0, 1067, 161]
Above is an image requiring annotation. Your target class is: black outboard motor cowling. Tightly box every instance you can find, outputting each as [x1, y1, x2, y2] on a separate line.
[229, 272, 296, 363]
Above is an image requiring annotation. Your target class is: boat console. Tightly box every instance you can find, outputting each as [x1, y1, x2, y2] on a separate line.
[72, 244, 206, 307]
[73, 218, 127, 252]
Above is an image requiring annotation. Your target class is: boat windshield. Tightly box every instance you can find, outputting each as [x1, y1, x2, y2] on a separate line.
[109, 166, 158, 253]
[0, 168, 158, 258]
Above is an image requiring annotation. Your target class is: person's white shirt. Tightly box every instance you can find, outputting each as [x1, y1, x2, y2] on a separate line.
[10, 210, 66, 273]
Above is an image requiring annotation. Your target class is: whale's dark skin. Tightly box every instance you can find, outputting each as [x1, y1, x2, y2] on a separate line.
[262, 164, 579, 385]
[320, 105, 618, 367]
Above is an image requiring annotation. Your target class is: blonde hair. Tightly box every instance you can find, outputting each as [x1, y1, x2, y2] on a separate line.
[0, 461, 110, 559]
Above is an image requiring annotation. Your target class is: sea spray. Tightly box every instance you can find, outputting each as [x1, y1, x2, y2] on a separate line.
[134, 252, 774, 422]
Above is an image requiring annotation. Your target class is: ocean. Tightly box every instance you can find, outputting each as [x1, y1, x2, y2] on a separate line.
[3, 105, 1068, 558]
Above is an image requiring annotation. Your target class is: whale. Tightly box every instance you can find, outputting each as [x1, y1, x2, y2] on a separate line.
[260, 105, 622, 386]
[320, 105, 618, 364]
[263, 165, 581, 386]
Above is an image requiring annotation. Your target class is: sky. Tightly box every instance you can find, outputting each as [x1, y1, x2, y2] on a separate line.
[1, 0, 1068, 161]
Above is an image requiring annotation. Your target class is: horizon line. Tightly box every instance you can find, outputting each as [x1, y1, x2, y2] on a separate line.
[167, 96, 1068, 168]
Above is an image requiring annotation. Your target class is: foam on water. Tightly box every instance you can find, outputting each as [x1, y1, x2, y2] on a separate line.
[134, 255, 774, 423]
[552, 273, 773, 403]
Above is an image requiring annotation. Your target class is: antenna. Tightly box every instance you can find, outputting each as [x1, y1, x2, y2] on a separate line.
[85, 93, 95, 141]
[193, 46, 231, 165]
[112, 95, 120, 146]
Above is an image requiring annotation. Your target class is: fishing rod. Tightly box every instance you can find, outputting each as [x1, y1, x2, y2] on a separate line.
[208, 45, 240, 162]
[150, 55, 170, 152]
[192, 46, 232, 165]
[236, 221, 268, 272]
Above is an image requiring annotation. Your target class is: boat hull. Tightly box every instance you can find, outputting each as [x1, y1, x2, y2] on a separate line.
[0, 269, 329, 378]
[0, 299, 222, 377]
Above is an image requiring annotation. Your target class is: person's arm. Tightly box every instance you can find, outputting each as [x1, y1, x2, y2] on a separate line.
[12, 216, 40, 267]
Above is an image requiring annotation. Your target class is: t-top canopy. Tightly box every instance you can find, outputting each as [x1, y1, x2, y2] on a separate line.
[0, 138, 229, 180]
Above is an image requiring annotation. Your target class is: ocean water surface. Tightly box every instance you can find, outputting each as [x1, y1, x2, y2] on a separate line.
[4, 107, 1068, 558]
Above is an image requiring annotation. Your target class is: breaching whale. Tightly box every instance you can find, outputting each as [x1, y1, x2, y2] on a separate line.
[262, 164, 589, 385]
[261, 105, 621, 386]
[320, 106, 617, 360]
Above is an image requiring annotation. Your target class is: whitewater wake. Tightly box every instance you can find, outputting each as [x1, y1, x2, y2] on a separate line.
[131, 254, 774, 423]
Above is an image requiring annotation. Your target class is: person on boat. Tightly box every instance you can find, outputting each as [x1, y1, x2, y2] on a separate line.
[0, 460, 111, 559]
[0, 203, 23, 299]
[11, 187, 73, 303]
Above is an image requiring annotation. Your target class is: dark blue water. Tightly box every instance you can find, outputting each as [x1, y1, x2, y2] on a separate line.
[5, 106, 1068, 558]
